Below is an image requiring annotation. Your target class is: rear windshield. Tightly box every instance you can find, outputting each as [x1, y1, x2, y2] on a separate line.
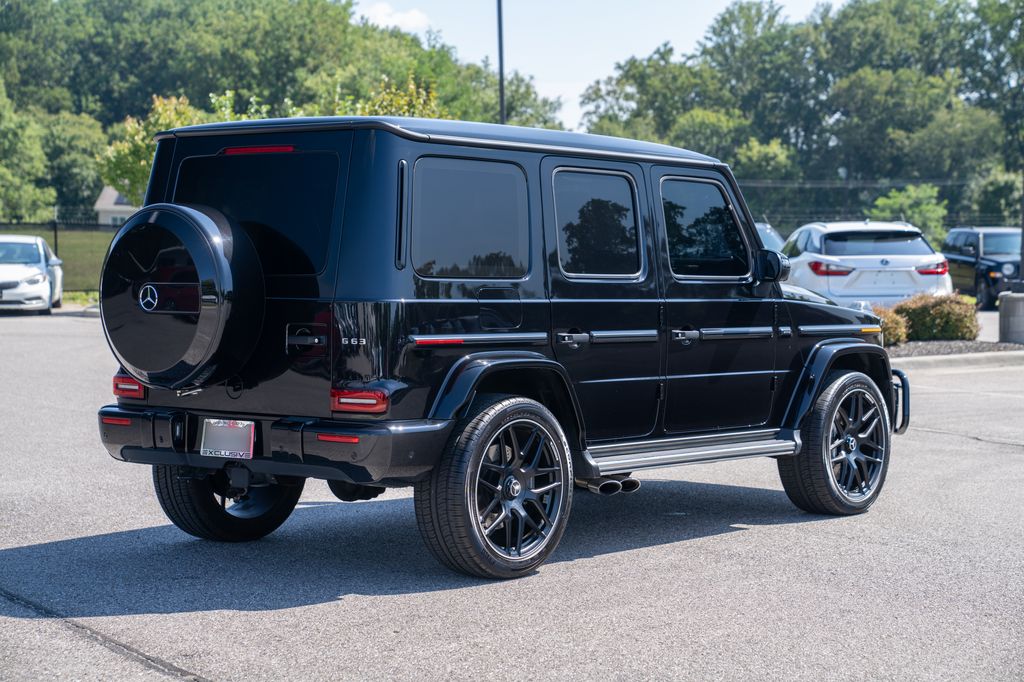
[984, 232, 1021, 255]
[823, 232, 934, 256]
[174, 151, 340, 276]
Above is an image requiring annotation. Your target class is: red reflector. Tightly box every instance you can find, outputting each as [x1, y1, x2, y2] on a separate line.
[112, 374, 146, 399]
[809, 261, 854, 276]
[331, 389, 389, 414]
[415, 338, 464, 346]
[316, 433, 360, 444]
[224, 145, 294, 155]
[102, 417, 132, 426]
[916, 260, 949, 275]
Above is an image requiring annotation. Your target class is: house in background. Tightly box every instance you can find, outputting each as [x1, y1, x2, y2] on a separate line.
[93, 186, 138, 226]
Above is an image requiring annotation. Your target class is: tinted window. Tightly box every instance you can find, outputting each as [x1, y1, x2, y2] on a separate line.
[823, 232, 935, 256]
[411, 157, 528, 278]
[782, 230, 803, 257]
[942, 232, 963, 254]
[983, 232, 1021, 255]
[175, 151, 340, 276]
[554, 170, 640, 276]
[661, 179, 747, 277]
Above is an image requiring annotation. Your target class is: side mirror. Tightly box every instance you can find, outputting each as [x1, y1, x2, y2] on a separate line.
[963, 244, 976, 258]
[48, 257, 63, 267]
[756, 249, 790, 282]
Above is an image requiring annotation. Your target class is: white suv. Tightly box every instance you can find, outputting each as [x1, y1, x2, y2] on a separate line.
[782, 221, 953, 308]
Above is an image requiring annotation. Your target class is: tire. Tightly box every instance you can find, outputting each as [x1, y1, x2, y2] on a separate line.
[778, 371, 891, 515]
[153, 465, 304, 542]
[977, 278, 996, 310]
[414, 395, 574, 579]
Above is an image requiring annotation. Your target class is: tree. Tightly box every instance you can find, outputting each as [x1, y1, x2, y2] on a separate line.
[866, 184, 948, 243]
[666, 108, 750, 161]
[100, 96, 208, 206]
[38, 111, 107, 219]
[963, 164, 1023, 225]
[0, 78, 55, 222]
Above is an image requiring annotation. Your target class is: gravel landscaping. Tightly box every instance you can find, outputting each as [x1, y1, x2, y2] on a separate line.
[887, 340, 1024, 357]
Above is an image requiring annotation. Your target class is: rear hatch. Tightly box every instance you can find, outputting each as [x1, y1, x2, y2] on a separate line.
[821, 230, 940, 298]
[142, 130, 353, 418]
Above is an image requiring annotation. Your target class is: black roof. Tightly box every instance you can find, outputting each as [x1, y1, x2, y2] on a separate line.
[949, 226, 1020, 232]
[158, 116, 719, 165]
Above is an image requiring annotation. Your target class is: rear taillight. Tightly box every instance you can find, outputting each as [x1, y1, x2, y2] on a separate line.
[112, 373, 145, 399]
[331, 389, 388, 414]
[809, 261, 854, 276]
[916, 260, 949, 275]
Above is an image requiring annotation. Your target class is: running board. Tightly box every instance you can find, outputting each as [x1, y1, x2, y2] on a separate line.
[589, 429, 800, 476]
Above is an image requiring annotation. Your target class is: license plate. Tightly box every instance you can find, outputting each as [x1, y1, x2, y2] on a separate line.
[200, 419, 255, 459]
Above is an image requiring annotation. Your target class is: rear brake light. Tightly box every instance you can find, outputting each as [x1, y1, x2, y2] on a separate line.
[317, 433, 360, 444]
[916, 260, 949, 275]
[112, 374, 146, 399]
[101, 416, 132, 426]
[224, 145, 294, 155]
[809, 261, 854, 276]
[331, 389, 388, 414]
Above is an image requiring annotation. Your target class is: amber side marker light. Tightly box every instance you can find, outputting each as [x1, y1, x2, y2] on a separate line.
[112, 374, 146, 399]
[861, 326, 882, 334]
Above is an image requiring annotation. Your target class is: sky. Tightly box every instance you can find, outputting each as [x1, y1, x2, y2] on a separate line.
[356, 0, 840, 130]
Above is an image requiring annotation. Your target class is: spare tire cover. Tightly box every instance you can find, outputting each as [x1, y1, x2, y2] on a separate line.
[100, 203, 264, 390]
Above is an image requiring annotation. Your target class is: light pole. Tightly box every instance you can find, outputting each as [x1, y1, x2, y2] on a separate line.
[497, 0, 506, 124]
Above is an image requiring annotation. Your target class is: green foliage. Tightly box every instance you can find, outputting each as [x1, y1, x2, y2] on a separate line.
[733, 138, 797, 180]
[38, 111, 107, 218]
[872, 306, 909, 347]
[667, 108, 750, 161]
[866, 184, 948, 243]
[100, 96, 208, 206]
[0, 78, 55, 222]
[964, 164, 1024, 224]
[892, 294, 979, 341]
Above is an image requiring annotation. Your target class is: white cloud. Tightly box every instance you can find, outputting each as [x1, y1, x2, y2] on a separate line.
[361, 2, 431, 34]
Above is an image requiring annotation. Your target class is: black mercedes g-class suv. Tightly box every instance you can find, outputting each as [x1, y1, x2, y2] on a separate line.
[97, 117, 909, 579]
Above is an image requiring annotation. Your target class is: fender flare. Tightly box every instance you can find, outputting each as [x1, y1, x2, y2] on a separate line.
[781, 339, 895, 431]
[428, 351, 593, 470]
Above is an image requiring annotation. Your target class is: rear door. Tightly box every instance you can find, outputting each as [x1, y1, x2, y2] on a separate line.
[150, 131, 352, 417]
[653, 167, 778, 434]
[542, 157, 661, 442]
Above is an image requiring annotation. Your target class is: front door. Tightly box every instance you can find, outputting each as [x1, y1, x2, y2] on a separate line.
[542, 157, 661, 442]
[651, 167, 778, 434]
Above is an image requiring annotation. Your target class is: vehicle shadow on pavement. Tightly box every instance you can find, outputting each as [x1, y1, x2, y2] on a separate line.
[0, 480, 821, 618]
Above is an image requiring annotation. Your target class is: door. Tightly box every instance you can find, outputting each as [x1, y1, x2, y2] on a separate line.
[542, 157, 661, 442]
[652, 167, 777, 434]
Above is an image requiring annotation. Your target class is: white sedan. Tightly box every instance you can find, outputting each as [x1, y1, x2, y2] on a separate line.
[782, 221, 953, 309]
[0, 235, 64, 314]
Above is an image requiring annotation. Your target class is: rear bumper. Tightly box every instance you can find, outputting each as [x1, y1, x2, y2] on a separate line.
[97, 405, 453, 485]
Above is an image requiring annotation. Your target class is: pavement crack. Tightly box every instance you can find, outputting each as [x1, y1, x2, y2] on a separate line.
[908, 425, 1024, 450]
[0, 586, 211, 682]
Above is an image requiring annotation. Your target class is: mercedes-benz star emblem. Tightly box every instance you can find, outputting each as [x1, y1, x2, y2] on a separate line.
[880, 258, 890, 266]
[138, 284, 159, 312]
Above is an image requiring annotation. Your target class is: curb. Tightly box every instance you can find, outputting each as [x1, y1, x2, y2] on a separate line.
[890, 350, 1024, 370]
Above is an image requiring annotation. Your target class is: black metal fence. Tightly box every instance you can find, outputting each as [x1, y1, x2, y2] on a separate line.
[0, 221, 116, 291]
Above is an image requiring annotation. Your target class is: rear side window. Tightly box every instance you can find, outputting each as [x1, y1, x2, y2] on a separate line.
[661, 179, 747, 277]
[554, 170, 640, 277]
[411, 157, 529, 279]
[174, 151, 340, 276]
[823, 232, 934, 256]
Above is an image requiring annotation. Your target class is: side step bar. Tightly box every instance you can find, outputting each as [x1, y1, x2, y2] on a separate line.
[589, 429, 800, 476]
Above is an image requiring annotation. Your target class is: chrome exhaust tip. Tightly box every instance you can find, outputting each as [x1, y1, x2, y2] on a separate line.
[616, 476, 641, 493]
[575, 477, 622, 496]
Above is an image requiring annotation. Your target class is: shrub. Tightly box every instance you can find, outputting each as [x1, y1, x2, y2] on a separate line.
[892, 294, 979, 341]
[872, 306, 908, 346]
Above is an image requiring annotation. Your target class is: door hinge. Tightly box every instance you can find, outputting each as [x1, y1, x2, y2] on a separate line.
[770, 374, 777, 392]
[656, 382, 665, 400]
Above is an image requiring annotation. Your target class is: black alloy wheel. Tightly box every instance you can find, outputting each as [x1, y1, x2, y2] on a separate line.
[778, 371, 891, 515]
[414, 395, 573, 579]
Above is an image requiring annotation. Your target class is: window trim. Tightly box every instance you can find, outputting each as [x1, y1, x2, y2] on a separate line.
[551, 166, 646, 281]
[657, 175, 753, 282]
[409, 154, 532, 282]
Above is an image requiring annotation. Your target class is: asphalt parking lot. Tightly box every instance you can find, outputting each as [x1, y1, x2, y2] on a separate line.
[1, 311, 1022, 681]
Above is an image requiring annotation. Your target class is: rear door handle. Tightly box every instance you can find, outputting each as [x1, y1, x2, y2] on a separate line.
[287, 335, 326, 347]
[557, 332, 591, 347]
[671, 329, 701, 345]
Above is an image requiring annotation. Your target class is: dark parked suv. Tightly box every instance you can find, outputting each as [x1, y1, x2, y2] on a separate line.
[97, 117, 909, 578]
[941, 226, 1021, 309]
